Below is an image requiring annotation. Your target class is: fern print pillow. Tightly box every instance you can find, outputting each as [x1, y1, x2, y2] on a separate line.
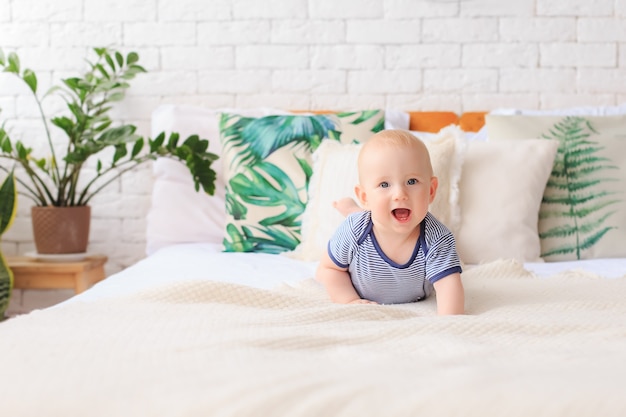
[219, 110, 385, 253]
[486, 115, 626, 261]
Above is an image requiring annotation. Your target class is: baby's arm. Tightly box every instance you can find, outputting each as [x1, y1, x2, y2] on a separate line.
[333, 197, 363, 217]
[432, 272, 464, 315]
[315, 251, 377, 304]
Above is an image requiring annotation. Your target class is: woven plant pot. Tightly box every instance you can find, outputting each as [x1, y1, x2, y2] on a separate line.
[31, 206, 91, 254]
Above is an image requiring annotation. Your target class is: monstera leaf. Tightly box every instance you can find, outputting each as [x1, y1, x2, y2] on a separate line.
[219, 113, 340, 169]
[223, 160, 306, 254]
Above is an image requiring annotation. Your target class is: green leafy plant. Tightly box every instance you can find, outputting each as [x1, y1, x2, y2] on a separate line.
[0, 47, 218, 207]
[539, 116, 620, 259]
[0, 171, 17, 319]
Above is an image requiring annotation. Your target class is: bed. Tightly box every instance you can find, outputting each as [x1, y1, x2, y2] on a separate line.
[1, 105, 626, 417]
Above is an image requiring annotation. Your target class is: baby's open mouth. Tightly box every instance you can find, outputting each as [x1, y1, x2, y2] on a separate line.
[392, 208, 411, 222]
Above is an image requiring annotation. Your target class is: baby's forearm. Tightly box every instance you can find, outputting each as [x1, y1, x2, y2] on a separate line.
[316, 267, 362, 304]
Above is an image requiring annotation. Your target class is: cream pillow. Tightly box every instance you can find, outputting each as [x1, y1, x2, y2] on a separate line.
[455, 139, 558, 264]
[290, 126, 464, 262]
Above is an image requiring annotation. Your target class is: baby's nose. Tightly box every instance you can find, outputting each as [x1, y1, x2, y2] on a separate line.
[393, 186, 408, 200]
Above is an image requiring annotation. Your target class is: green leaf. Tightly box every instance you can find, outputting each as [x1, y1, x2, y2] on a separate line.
[107, 92, 125, 102]
[34, 158, 47, 170]
[94, 47, 107, 57]
[6, 52, 20, 73]
[228, 161, 305, 227]
[0, 171, 17, 235]
[149, 132, 166, 153]
[126, 52, 139, 65]
[223, 224, 255, 252]
[167, 132, 180, 149]
[225, 190, 248, 220]
[115, 51, 124, 67]
[0, 48, 5, 66]
[250, 225, 300, 253]
[131, 138, 144, 158]
[113, 144, 127, 163]
[0, 129, 13, 153]
[94, 63, 110, 79]
[15, 142, 29, 160]
[105, 53, 115, 71]
[220, 114, 338, 169]
[22, 69, 37, 93]
[51, 116, 75, 137]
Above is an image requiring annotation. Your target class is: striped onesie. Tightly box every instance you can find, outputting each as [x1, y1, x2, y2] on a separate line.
[328, 211, 462, 304]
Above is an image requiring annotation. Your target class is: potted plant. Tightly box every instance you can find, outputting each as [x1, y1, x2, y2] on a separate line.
[0, 171, 17, 319]
[0, 47, 218, 254]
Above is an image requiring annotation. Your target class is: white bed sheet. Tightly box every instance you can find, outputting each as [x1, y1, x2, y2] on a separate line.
[74, 243, 626, 304]
[74, 243, 319, 302]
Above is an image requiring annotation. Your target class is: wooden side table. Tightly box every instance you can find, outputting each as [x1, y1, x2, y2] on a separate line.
[7, 255, 108, 294]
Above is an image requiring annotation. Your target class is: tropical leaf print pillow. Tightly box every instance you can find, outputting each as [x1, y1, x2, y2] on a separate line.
[219, 110, 385, 253]
[486, 115, 626, 261]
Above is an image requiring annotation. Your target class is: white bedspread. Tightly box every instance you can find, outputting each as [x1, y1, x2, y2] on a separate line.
[1, 259, 626, 417]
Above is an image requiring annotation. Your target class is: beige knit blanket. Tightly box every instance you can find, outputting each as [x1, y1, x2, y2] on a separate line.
[1, 259, 626, 417]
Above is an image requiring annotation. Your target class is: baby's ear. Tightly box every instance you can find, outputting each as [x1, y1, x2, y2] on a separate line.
[429, 176, 438, 203]
[354, 184, 368, 207]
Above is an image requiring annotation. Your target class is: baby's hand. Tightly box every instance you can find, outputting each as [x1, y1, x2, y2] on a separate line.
[333, 197, 362, 217]
[348, 298, 378, 305]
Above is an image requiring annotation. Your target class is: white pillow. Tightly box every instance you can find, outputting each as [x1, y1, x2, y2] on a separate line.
[146, 105, 410, 255]
[455, 139, 558, 264]
[290, 126, 465, 262]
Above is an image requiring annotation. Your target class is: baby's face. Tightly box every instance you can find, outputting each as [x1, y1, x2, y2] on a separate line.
[356, 139, 436, 236]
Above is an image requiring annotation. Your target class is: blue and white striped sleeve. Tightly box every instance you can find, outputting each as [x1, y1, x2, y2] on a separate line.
[327, 212, 363, 269]
[424, 230, 462, 284]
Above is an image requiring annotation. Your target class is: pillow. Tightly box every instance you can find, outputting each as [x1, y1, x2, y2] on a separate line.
[219, 110, 385, 254]
[486, 115, 626, 261]
[455, 139, 558, 264]
[290, 126, 465, 262]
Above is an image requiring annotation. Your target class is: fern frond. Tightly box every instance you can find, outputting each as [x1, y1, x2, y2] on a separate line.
[578, 227, 615, 251]
[538, 116, 621, 259]
[542, 190, 617, 206]
[540, 243, 579, 258]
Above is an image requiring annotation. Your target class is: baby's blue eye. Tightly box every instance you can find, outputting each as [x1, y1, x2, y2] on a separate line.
[379, 182, 389, 188]
[407, 178, 418, 185]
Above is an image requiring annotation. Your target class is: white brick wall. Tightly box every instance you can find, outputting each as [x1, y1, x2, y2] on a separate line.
[1, 0, 625, 312]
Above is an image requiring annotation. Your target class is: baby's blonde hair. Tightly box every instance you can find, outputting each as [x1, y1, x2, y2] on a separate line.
[358, 129, 433, 177]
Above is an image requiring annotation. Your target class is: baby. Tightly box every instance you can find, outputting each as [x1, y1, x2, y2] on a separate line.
[315, 129, 464, 315]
